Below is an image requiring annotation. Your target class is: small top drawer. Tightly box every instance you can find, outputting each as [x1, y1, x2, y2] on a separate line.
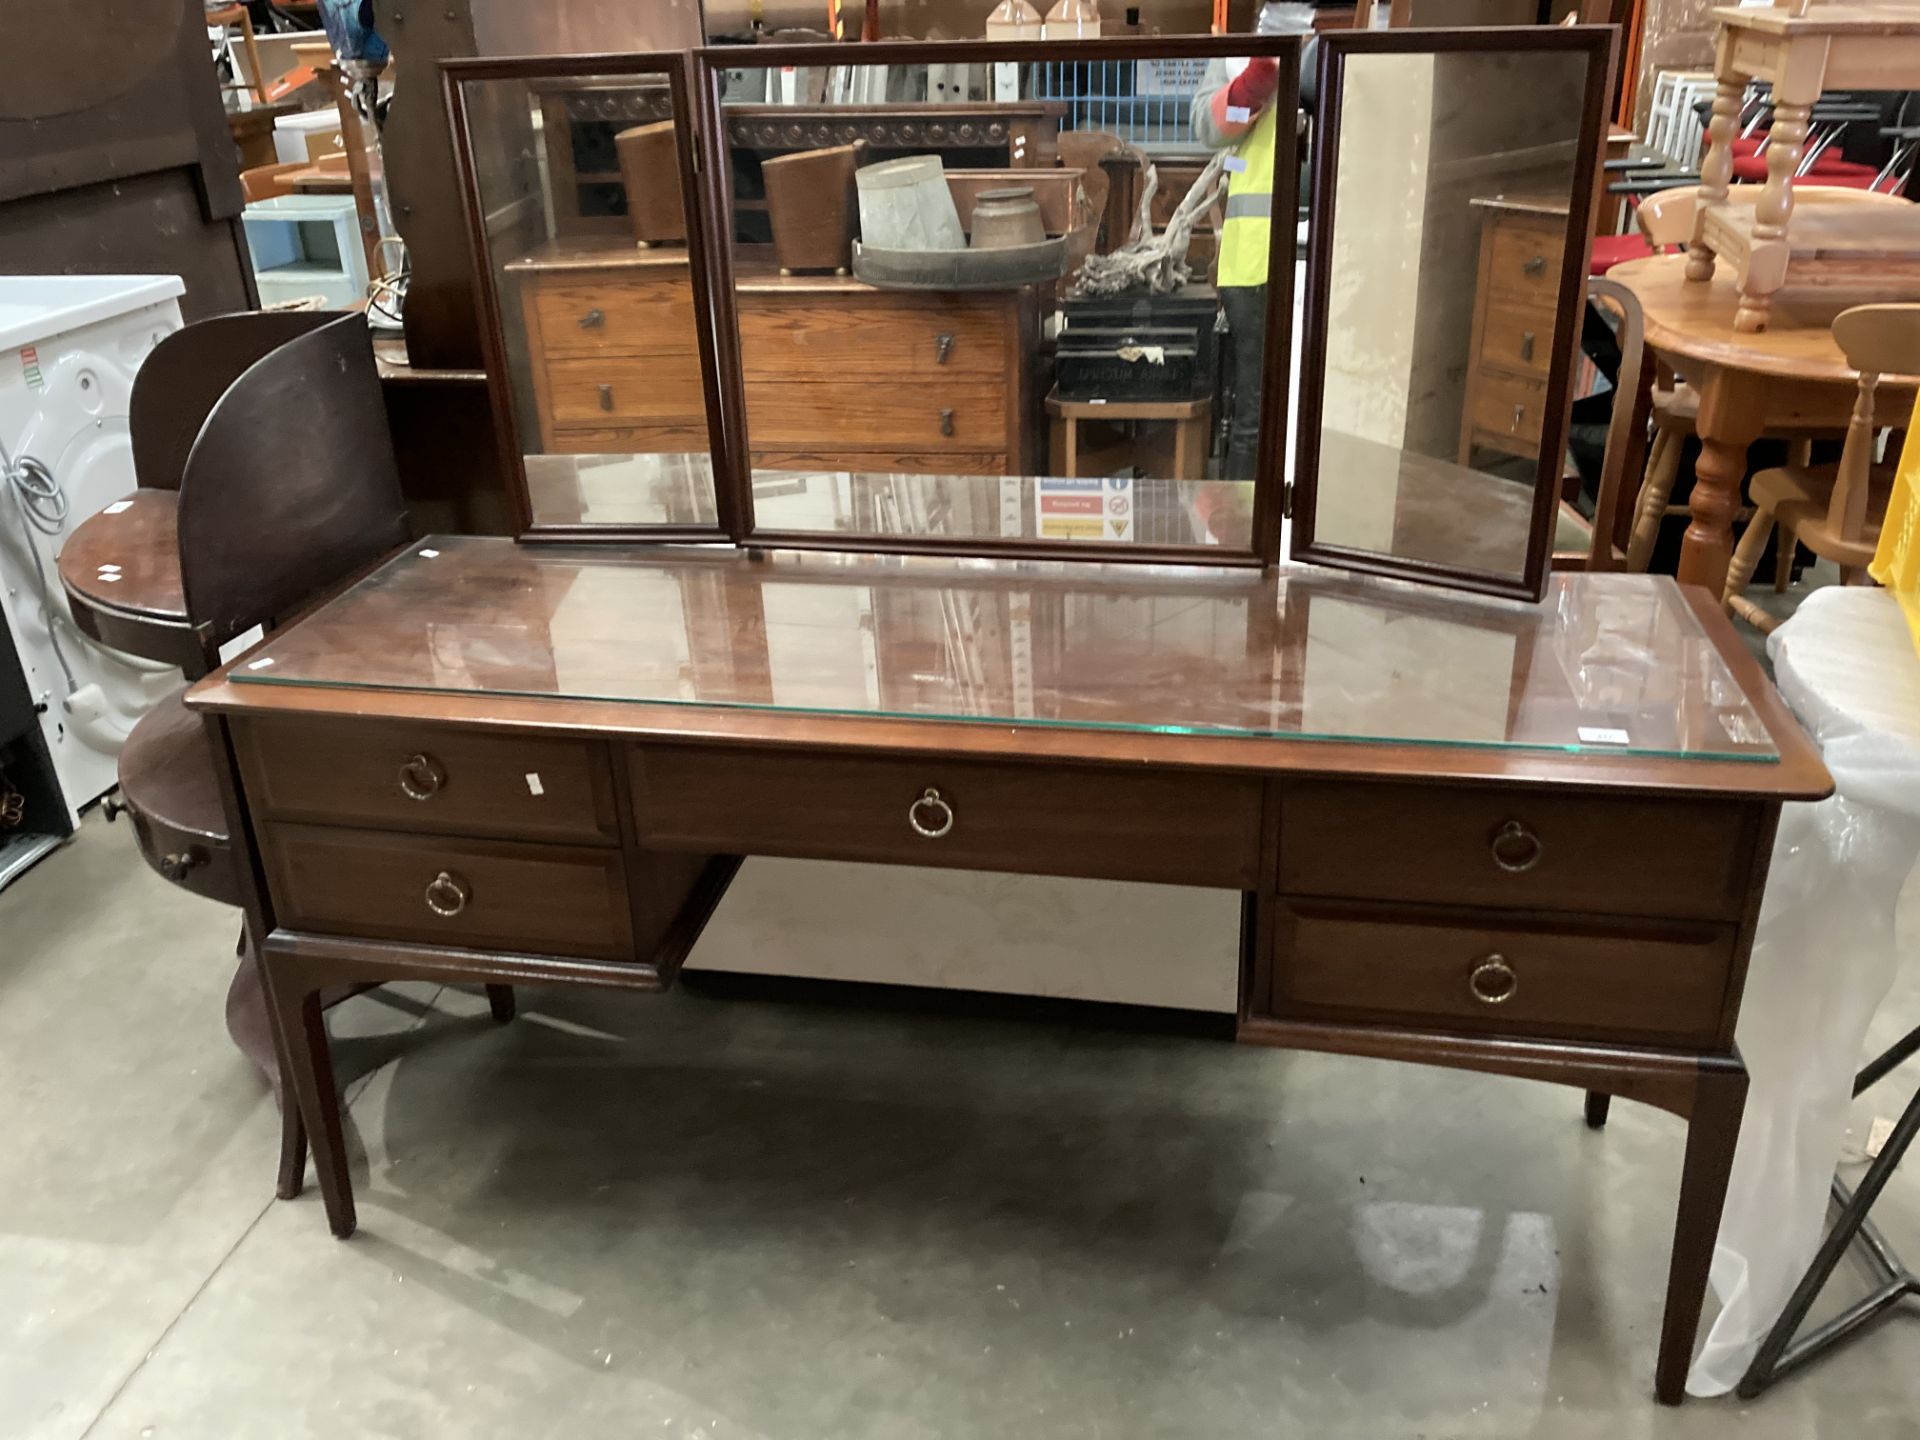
[1278, 781, 1756, 921]
[526, 274, 700, 358]
[235, 718, 620, 845]
[631, 744, 1263, 889]
[1485, 217, 1566, 307]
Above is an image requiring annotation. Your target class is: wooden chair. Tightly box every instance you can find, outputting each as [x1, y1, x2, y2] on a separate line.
[1555, 275, 1653, 572]
[1624, 183, 1909, 571]
[1723, 303, 1920, 631]
[106, 311, 516, 1194]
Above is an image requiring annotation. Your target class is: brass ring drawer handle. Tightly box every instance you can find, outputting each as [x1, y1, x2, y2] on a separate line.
[1489, 819, 1542, 873]
[1469, 954, 1518, 1005]
[398, 753, 446, 801]
[908, 786, 954, 839]
[425, 870, 470, 917]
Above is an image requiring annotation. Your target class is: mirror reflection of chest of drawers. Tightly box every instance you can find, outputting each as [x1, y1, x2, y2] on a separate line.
[1457, 196, 1569, 467]
[507, 240, 1038, 474]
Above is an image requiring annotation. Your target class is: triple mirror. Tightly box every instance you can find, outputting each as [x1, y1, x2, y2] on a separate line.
[447, 28, 1611, 599]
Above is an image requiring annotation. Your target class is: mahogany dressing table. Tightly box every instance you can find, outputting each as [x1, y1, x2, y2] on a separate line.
[186, 537, 1828, 1405]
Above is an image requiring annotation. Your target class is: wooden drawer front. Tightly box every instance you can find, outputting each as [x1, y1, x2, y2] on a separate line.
[236, 719, 620, 844]
[1478, 300, 1556, 380]
[547, 356, 706, 428]
[1486, 218, 1566, 305]
[631, 745, 1262, 888]
[1468, 369, 1547, 450]
[745, 379, 1007, 454]
[1279, 782, 1753, 921]
[741, 295, 1007, 379]
[263, 824, 634, 961]
[529, 276, 698, 358]
[753, 449, 1008, 476]
[1271, 899, 1732, 1045]
[547, 421, 714, 455]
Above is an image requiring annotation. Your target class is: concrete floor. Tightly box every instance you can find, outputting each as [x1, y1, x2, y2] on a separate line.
[5, 814, 1919, 1439]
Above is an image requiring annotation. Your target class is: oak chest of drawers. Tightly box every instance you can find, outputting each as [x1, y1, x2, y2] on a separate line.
[508, 243, 1037, 475]
[1457, 197, 1569, 467]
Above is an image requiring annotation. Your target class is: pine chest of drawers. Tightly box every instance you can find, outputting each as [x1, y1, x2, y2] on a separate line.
[508, 243, 1038, 475]
[1457, 196, 1570, 467]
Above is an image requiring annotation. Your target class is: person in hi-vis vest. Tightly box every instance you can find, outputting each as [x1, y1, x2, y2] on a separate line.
[1191, 5, 1315, 480]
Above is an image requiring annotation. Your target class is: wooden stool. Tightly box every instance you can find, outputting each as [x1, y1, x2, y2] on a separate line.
[1045, 390, 1213, 480]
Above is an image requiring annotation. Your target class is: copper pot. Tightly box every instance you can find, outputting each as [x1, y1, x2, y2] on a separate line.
[762, 141, 865, 275]
[968, 187, 1045, 250]
[614, 120, 687, 248]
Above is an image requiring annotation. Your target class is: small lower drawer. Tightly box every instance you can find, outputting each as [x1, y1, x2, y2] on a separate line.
[1267, 898, 1733, 1046]
[262, 824, 634, 961]
[744, 379, 1007, 453]
[630, 744, 1263, 888]
[1468, 369, 1547, 452]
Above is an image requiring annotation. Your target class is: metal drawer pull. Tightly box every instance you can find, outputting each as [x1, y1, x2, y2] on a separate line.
[1511, 402, 1525, 431]
[934, 332, 954, 363]
[1469, 954, 1518, 1005]
[1519, 330, 1535, 363]
[598, 383, 615, 412]
[398, 753, 446, 801]
[939, 408, 955, 437]
[908, 787, 954, 839]
[1489, 819, 1543, 873]
[578, 308, 605, 329]
[425, 870, 470, 918]
[1523, 255, 1547, 276]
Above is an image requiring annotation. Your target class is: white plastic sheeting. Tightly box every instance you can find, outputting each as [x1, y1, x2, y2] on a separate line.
[1689, 586, 1920, 1396]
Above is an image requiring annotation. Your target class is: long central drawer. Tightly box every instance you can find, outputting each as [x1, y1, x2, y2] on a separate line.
[629, 744, 1263, 888]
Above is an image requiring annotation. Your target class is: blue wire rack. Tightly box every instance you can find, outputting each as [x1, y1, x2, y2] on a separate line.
[1026, 57, 1209, 150]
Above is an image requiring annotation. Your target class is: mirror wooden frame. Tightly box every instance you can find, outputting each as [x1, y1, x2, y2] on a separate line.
[686, 33, 1304, 568]
[1287, 27, 1615, 603]
[443, 53, 740, 543]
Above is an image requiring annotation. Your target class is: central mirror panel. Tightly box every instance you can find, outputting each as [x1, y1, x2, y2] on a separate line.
[707, 41, 1298, 557]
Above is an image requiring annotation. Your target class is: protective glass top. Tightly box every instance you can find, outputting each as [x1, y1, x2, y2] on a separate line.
[229, 537, 1777, 762]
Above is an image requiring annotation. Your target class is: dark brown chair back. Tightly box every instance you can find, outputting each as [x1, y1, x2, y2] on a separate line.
[177, 312, 410, 652]
[130, 311, 338, 492]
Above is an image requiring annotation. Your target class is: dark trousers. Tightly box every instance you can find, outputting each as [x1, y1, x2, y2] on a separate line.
[1221, 283, 1267, 481]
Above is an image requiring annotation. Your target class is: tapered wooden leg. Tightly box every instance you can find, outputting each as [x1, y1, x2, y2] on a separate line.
[277, 1091, 308, 1200]
[1628, 426, 1683, 571]
[264, 956, 357, 1238]
[1723, 506, 1775, 612]
[1656, 1059, 1748, 1404]
[486, 984, 516, 1023]
[1585, 1091, 1612, 1129]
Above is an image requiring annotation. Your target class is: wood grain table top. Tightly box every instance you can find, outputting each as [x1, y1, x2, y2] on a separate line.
[1611, 254, 1920, 386]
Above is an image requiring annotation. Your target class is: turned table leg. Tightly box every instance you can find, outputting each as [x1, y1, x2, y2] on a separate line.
[1686, 58, 1745, 284]
[1657, 1058, 1749, 1404]
[1677, 368, 1768, 595]
[1736, 97, 1811, 334]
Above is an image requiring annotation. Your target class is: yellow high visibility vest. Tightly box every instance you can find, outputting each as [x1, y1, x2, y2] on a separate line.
[1217, 103, 1278, 289]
